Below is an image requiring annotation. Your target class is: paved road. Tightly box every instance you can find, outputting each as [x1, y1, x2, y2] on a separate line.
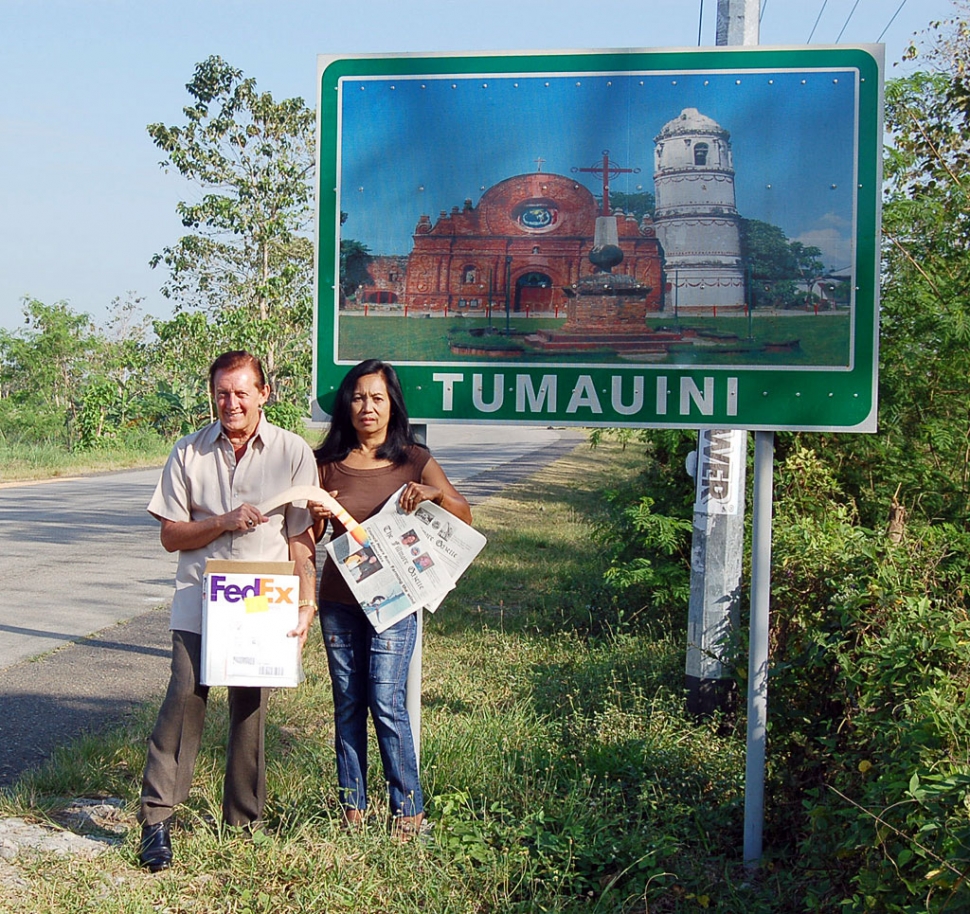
[0, 425, 583, 787]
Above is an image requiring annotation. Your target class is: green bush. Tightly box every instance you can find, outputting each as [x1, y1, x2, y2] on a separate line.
[761, 446, 970, 910]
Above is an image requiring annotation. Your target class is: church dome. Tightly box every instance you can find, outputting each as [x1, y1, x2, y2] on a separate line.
[656, 107, 729, 141]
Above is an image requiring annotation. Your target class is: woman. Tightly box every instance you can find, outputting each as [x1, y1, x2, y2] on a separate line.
[309, 359, 472, 838]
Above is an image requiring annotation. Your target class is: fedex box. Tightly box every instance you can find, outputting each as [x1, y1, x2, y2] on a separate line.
[202, 560, 303, 687]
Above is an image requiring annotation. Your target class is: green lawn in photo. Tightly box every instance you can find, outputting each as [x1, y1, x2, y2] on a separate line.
[336, 310, 851, 366]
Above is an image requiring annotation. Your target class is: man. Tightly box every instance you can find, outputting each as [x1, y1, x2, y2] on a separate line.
[138, 351, 317, 872]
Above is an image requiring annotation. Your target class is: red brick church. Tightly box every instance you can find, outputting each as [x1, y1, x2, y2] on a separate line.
[357, 170, 664, 314]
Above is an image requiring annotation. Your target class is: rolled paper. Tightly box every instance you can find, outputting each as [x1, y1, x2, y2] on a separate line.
[257, 485, 369, 545]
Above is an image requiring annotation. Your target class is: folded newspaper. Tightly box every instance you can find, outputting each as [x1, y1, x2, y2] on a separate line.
[256, 484, 486, 633]
[324, 486, 486, 633]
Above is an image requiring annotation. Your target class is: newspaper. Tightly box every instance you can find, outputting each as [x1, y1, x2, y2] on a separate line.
[324, 486, 486, 633]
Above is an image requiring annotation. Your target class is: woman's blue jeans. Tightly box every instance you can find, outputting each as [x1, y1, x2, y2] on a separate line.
[319, 600, 424, 818]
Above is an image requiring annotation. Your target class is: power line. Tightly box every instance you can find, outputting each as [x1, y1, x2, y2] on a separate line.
[835, 0, 861, 43]
[807, 0, 828, 44]
[877, 0, 909, 43]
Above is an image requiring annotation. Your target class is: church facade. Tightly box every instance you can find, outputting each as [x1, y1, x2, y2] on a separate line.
[358, 171, 664, 314]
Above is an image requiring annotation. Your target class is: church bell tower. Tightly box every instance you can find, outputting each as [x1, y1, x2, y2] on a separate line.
[653, 108, 746, 312]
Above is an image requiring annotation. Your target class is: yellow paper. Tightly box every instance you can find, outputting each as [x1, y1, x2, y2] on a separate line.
[244, 595, 270, 614]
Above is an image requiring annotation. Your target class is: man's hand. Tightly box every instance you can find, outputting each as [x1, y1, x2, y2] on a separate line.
[287, 604, 317, 649]
[158, 503, 268, 552]
[225, 504, 269, 532]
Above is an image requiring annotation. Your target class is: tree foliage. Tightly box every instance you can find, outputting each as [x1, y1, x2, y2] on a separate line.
[739, 217, 826, 310]
[1, 60, 320, 450]
[603, 190, 656, 221]
[0, 299, 99, 444]
[339, 238, 374, 301]
[148, 55, 315, 406]
[795, 12, 970, 528]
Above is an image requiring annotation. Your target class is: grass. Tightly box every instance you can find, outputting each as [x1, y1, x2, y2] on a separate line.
[337, 312, 851, 367]
[0, 438, 173, 484]
[0, 437, 793, 913]
[0, 428, 323, 485]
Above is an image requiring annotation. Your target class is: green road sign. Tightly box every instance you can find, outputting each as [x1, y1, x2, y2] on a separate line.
[315, 45, 882, 432]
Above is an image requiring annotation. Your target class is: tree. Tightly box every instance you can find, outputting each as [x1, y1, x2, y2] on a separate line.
[602, 190, 656, 222]
[739, 218, 825, 309]
[790, 9, 970, 528]
[73, 294, 155, 450]
[0, 299, 101, 445]
[148, 56, 315, 412]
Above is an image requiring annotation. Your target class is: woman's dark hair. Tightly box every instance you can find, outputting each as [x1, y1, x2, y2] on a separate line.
[314, 359, 421, 465]
[208, 350, 267, 394]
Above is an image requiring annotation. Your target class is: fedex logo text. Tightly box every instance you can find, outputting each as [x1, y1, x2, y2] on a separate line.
[208, 575, 294, 604]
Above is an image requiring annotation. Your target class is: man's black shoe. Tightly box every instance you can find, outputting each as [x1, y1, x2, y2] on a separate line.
[139, 819, 173, 872]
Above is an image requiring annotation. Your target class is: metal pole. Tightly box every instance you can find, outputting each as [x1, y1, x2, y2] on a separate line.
[744, 430, 773, 864]
[406, 423, 427, 767]
[708, 0, 771, 869]
[505, 255, 513, 335]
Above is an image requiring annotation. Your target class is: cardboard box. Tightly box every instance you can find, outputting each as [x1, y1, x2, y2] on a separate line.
[201, 560, 303, 687]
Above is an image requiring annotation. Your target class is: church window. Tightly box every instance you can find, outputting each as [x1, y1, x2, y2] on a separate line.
[462, 265, 478, 284]
[513, 199, 560, 232]
[694, 143, 709, 166]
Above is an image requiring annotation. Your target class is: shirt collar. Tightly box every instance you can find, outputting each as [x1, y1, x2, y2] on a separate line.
[211, 412, 268, 450]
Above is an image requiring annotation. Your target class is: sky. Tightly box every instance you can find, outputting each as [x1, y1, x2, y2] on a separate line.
[0, 0, 960, 332]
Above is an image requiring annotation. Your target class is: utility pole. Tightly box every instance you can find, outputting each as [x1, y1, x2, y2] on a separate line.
[716, 0, 760, 45]
[684, 0, 760, 718]
[685, 429, 745, 715]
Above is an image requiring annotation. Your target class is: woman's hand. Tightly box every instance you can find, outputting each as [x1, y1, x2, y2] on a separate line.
[398, 482, 441, 513]
[308, 490, 339, 523]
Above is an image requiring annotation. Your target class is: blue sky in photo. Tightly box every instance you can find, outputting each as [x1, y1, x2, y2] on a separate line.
[337, 63, 859, 272]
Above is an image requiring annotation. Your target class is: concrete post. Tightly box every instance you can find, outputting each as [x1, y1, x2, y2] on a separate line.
[685, 430, 746, 715]
[716, 0, 760, 46]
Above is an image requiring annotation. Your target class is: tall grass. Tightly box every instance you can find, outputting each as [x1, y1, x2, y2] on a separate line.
[0, 435, 172, 484]
[0, 438, 791, 913]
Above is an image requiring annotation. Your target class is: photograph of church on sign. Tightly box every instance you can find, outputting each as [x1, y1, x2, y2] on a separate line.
[330, 66, 861, 369]
[363, 164, 663, 318]
[359, 107, 746, 321]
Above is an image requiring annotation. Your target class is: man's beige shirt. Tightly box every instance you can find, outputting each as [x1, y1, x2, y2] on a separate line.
[147, 415, 316, 633]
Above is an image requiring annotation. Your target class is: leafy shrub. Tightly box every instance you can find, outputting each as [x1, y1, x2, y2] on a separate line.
[263, 399, 309, 433]
[763, 446, 970, 909]
[594, 429, 695, 632]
